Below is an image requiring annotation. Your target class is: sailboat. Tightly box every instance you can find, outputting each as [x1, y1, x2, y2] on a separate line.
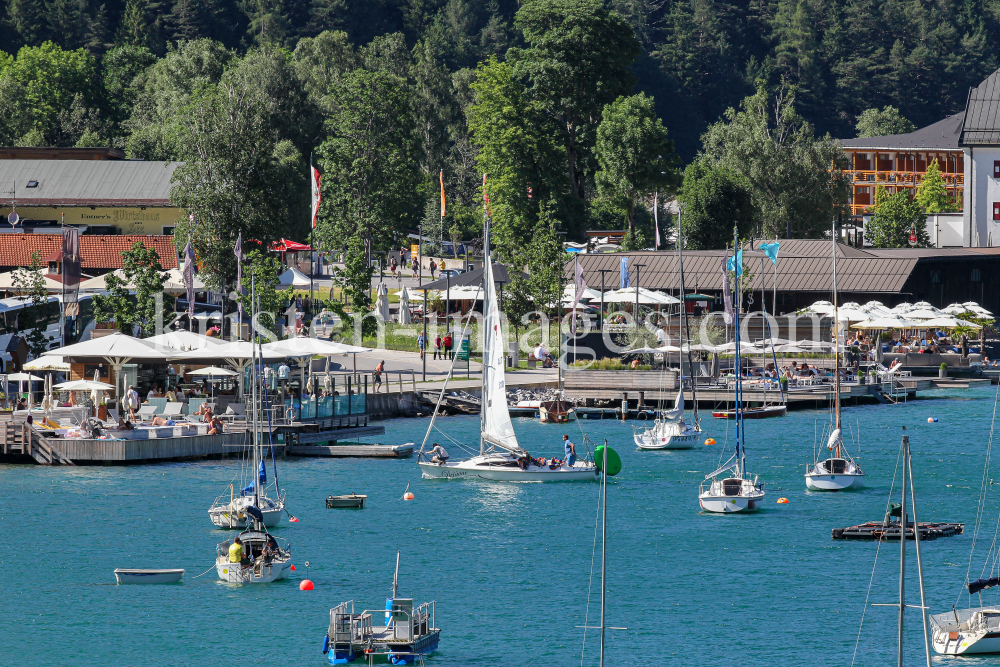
[931, 387, 1000, 654]
[635, 207, 701, 450]
[213, 281, 291, 583]
[417, 205, 599, 482]
[805, 223, 865, 491]
[698, 236, 765, 513]
[208, 455, 286, 528]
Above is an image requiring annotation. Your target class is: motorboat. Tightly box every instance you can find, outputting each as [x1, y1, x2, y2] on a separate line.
[322, 552, 440, 665]
[712, 404, 786, 419]
[417, 218, 598, 483]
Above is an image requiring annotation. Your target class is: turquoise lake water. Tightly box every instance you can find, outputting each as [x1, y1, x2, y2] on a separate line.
[5, 387, 1000, 666]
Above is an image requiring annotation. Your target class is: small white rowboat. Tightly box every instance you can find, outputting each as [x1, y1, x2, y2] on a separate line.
[114, 568, 185, 584]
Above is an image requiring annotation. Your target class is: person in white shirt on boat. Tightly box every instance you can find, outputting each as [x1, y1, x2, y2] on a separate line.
[428, 442, 448, 464]
[563, 434, 576, 466]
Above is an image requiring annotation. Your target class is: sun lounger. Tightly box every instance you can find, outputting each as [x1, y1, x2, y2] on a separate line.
[161, 402, 184, 418]
[136, 405, 159, 421]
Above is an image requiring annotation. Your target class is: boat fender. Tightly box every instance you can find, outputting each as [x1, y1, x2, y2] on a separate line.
[322, 634, 330, 654]
[927, 417, 938, 423]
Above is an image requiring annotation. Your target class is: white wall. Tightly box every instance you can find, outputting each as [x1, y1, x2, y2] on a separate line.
[968, 147, 1000, 247]
[925, 212, 964, 247]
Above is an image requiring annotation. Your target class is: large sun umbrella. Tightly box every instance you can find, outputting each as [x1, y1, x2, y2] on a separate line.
[144, 330, 227, 352]
[851, 316, 919, 329]
[713, 341, 758, 352]
[23, 356, 70, 372]
[78, 270, 136, 291]
[8, 372, 44, 382]
[187, 366, 239, 377]
[44, 332, 175, 403]
[835, 306, 869, 321]
[160, 267, 206, 293]
[801, 300, 835, 315]
[904, 308, 942, 320]
[55, 379, 115, 390]
[562, 285, 602, 304]
[399, 288, 412, 324]
[172, 341, 287, 400]
[263, 337, 372, 397]
[602, 287, 679, 305]
[375, 283, 390, 322]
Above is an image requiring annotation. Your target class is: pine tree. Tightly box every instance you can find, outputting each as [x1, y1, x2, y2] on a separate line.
[915, 158, 953, 213]
[8, 0, 47, 46]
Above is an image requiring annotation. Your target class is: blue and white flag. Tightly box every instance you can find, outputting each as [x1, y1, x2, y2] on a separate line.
[760, 242, 780, 265]
[620, 257, 630, 289]
[727, 249, 744, 277]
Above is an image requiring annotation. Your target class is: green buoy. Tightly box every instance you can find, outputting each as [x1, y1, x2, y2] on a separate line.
[594, 445, 621, 476]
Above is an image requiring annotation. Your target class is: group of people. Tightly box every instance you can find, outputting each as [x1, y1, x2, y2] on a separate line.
[386, 251, 447, 279]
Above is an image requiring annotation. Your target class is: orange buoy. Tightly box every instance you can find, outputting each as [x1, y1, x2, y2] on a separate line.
[704, 438, 716, 446]
[403, 492, 415, 500]
[777, 497, 789, 504]
[299, 579, 314, 591]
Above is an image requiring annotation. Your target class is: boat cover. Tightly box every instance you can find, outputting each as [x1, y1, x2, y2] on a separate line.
[969, 577, 1000, 594]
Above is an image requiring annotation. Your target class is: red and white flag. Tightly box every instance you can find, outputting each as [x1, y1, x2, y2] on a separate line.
[310, 166, 322, 228]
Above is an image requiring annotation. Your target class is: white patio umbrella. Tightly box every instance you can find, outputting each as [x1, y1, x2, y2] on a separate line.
[375, 283, 390, 322]
[160, 267, 206, 293]
[801, 300, 835, 315]
[187, 366, 239, 377]
[903, 308, 943, 320]
[55, 379, 115, 390]
[78, 270, 136, 291]
[795, 340, 835, 350]
[0, 269, 65, 292]
[851, 316, 920, 329]
[562, 285, 602, 304]
[399, 287, 412, 324]
[144, 330, 227, 352]
[172, 341, 285, 399]
[602, 287, 680, 305]
[835, 307, 869, 321]
[263, 337, 372, 394]
[23, 356, 70, 372]
[713, 341, 758, 352]
[46, 332, 176, 403]
[8, 372, 44, 382]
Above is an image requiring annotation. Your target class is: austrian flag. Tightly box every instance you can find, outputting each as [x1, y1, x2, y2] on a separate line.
[310, 166, 322, 227]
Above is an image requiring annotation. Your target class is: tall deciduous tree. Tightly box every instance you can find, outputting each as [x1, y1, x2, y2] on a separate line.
[678, 159, 757, 250]
[509, 0, 640, 224]
[866, 185, 930, 248]
[594, 93, 679, 238]
[855, 106, 917, 138]
[93, 242, 168, 336]
[699, 81, 850, 238]
[316, 67, 422, 264]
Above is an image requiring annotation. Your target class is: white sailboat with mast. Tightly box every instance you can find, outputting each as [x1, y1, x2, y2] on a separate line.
[417, 189, 598, 482]
[805, 222, 865, 491]
[634, 205, 701, 450]
[698, 233, 765, 513]
[213, 281, 291, 583]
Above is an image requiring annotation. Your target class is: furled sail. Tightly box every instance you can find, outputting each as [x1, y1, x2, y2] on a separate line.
[827, 428, 842, 451]
[661, 387, 685, 420]
[481, 255, 522, 454]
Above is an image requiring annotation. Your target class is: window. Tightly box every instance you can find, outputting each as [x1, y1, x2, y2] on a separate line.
[994, 161, 1000, 177]
[930, 270, 941, 284]
[162, 226, 175, 235]
[993, 202, 1000, 220]
[972, 268, 982, 282]
[26, 180, 38, 188]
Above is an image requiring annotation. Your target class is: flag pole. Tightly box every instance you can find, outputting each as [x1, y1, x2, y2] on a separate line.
[309, 152, 314, 330]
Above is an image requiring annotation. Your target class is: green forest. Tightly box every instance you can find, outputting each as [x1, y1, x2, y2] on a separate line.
[0, 0, 988, 287]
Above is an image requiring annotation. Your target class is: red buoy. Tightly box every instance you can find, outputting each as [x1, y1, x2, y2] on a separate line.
[403, 492, 415, 501]
[289, 516, 299, 523]
[290, 565, 296, 571]
[299, 579, 314, 591]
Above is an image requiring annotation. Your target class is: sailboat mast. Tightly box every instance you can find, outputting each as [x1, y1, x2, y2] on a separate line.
[832, 220, 842, 456]
[898, 434, 908, 667]
[731, 227, 745, 475]
[251, 274, 259, 512]
[599, 442, 608, 667]
[677, 208, 699, 426]
[906, 435, 933, 667]
[480, 175, 489, 456]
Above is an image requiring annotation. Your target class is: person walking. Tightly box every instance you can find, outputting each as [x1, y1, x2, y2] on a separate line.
[433, 333, 442, 360]
[429, 259, 437, 279]
[374, 360, 384, 392]
[443, 332, 453, 359]
[411, 258, 418, 278]
[417, 331, 426, 359]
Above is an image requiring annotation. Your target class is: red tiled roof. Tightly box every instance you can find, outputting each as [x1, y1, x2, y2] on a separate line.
[0, 234, 178, 270]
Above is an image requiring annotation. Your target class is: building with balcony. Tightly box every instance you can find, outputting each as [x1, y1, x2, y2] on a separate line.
[839, 67, 1000, 247]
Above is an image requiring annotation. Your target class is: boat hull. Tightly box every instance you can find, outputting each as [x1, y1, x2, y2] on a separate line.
[209, 500, 284, 529]
[216, 558, 291, 583]
[805, 472, 866, 491]
[418, 457, 598, 482]
[698, 493, 765, 513]
[634, 430, 699, 450]
[114, 568, 185, 584]
[713, 405, 787, 419]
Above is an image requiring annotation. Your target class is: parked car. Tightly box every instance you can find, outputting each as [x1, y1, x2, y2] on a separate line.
[438, 269, 466, 279]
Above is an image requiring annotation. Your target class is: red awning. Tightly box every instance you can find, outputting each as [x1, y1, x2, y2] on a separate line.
[270, 238, 312, 252]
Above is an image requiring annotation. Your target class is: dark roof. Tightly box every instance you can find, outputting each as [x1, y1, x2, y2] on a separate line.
[0, 159, 181, 207]
[421, 262, 523, 290]
[840, 113, 964, 151]
[568, 241, 997, 296]
[0, 147, 126, 161]
[962, 69, 1000, 145]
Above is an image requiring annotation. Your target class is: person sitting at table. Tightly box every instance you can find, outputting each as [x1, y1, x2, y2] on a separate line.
[165, 386, 178, 402]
